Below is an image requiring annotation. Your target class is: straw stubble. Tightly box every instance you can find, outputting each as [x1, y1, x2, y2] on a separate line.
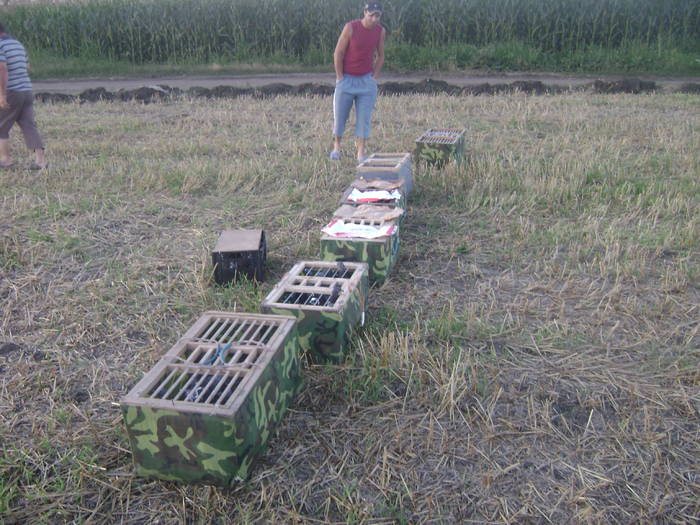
[0, 90, 698, 523]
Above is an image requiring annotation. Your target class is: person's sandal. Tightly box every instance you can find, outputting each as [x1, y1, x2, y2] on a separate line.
[28, 162, 47, 170]
[329, 151, 341, 160]
[0, 161, 16, 168]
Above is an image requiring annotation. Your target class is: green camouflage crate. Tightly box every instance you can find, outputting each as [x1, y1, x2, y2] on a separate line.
[261, 261, 368, 364]
[415, 128, 466, 167]
[340, 179, 407, 210]
[121, 312, 300, 486]
[356, 152, 413, 196]
[320, 218, 399, 285]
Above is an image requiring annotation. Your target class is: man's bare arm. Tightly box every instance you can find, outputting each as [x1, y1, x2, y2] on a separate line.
[373, 28, 386, 79]
[0, 62, 8, 109]
[333, 23, 353, 81]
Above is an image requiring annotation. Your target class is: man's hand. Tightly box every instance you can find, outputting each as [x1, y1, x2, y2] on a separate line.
[0, 96, 8, 110]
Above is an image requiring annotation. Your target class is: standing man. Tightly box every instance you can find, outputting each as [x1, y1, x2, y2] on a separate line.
[0, 22, 46, 170]
[330, 2, 385, 162]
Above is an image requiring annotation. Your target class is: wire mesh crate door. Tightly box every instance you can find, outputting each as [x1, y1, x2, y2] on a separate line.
[415, 129, 465, 167]
[121, 314, 301, 485]
[261, 261, 368, 363]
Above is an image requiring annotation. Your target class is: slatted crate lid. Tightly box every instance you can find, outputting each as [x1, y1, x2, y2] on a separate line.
[334, 204, 403, 222]
[415, 128, 465, 144]
[357, 152, 411, 171]
[261, 260, 367, 312]
[121, 312, 296, 416]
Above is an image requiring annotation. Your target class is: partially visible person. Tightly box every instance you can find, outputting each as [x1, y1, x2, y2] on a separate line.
[0, 22, 46, 170]
[330, 2, 385, 162]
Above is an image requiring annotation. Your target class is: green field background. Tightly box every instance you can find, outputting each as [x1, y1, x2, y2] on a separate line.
[3, 0, 700, 73]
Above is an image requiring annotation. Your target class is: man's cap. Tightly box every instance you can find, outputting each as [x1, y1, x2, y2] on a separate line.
[364, 2, 383, 14]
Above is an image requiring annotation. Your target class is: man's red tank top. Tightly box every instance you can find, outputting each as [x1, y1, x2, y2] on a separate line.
[343, 19, 382, 76]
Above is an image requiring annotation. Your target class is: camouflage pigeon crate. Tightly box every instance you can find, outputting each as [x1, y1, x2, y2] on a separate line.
[261, 260, 369, 364]
[212, 229, 266, 285]
[414, 128, 466, 167]
[120, 311, 301, 486]
[340, 178, 407, 210]
[356, 152, 413, 196]
[320, 217, 399, 285]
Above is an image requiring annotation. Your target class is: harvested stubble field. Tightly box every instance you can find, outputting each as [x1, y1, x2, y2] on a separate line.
[1, 90, 699, 524]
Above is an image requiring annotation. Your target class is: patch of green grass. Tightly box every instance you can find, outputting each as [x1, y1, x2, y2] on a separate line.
[342, 338, 401, 405]
[205, 277, 266, 312]
[27, 230, 54, 243]
[0, 460, 18, 515]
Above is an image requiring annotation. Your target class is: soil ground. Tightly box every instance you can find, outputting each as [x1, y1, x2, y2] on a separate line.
[32, 71, 700, 95]
[2, 75, 699, 524]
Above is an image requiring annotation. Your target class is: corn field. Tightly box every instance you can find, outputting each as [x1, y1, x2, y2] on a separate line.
[3, 0, 700, 64]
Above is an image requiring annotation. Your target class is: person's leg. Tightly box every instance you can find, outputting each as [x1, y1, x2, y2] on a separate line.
[332, 135, 342, 157]
[16, 91, 46, 168]
[332, 79, 355, 156]
[355, 137, 367, 162]
[353, 74, 378, 161]
[0, 139, 11, 166]
[0, 91, 22, 166]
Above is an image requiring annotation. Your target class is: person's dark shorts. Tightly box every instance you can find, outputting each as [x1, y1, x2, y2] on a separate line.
[0, 90, 44, 149]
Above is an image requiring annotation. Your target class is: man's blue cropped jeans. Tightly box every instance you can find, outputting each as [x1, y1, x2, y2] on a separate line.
[333, 72, 378, 139]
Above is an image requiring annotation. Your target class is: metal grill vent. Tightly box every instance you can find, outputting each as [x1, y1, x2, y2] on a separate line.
[143, 340, 264, 406]
[417, 129, 464, 144]
[179, 342, 264, 366]
[262, 261, 367, 313]
[122, 312, 297, 415]
[146, 366, 246, 406]
[193, 318, 278, 346]
[279, 283, 342, 307]
[300, 263, 353, 280]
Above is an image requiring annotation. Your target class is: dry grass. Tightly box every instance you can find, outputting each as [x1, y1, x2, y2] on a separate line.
[1, 91, 699, 524]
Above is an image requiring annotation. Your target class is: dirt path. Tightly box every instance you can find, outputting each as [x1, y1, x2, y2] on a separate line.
[33, 71, 699, 95]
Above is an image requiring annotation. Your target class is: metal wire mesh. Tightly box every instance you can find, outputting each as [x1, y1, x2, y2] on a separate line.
[416, 129, 464, 144]
[146, 367, 246, 406]
[192, 318, 278, 345]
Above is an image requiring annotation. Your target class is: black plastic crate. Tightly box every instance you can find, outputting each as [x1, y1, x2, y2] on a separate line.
[212, 229, 266, 284]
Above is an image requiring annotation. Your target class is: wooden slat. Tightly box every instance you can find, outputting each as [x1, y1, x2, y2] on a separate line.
[261, 260, 366, 312]
[121, 312, 297, 416]
[416, 128, 465, 144]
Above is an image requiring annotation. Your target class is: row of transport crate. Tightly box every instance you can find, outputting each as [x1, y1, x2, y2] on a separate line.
[120, 129, 465, 485]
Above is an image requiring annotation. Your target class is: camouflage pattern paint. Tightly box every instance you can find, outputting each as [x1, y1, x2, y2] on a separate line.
[121, 331, 302, 486]
[414, 134, 465, 167]
[320, 233, 399, 285]
[262, 272, 368, 364]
